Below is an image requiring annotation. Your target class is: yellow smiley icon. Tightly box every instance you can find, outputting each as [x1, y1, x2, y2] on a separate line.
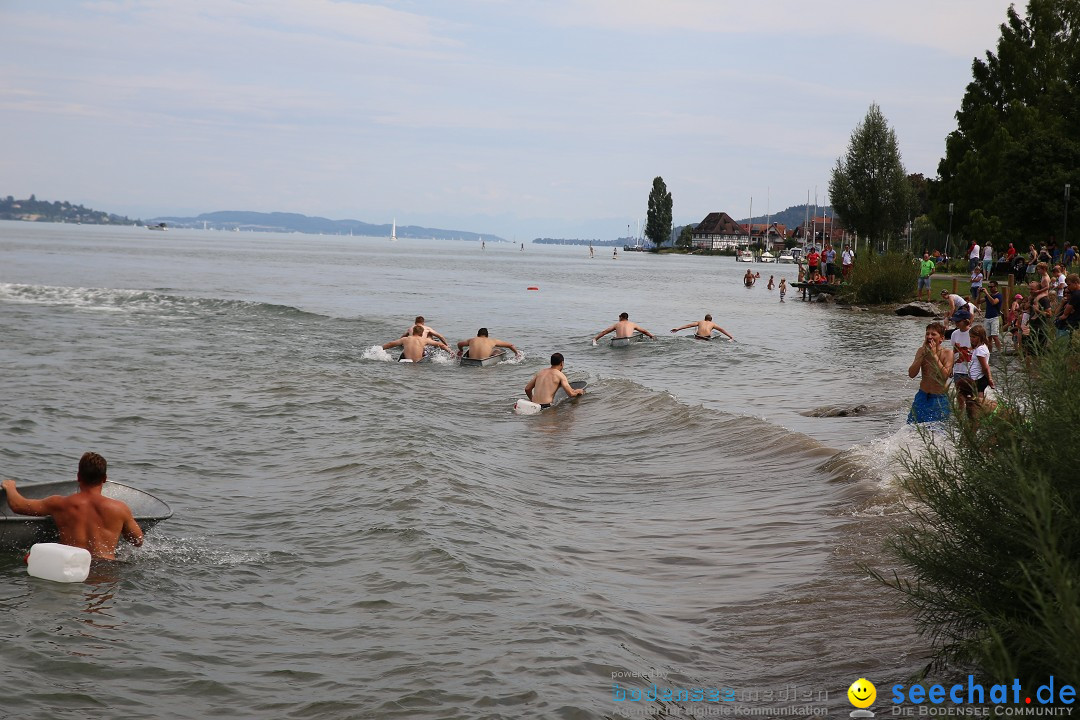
[848, 678, 877, 708]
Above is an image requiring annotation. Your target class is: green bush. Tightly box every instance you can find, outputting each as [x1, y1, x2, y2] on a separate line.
[882, 338, 1080, 684]
[841, 251, 918, 304]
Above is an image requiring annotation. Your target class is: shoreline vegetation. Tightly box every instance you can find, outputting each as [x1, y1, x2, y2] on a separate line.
[881, 338, 1080, 685]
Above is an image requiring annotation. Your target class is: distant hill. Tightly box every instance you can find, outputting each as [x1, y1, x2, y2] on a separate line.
[0, 194, 136, 225]
[149, 210, 507, 241]
[736, 204, 835, 229]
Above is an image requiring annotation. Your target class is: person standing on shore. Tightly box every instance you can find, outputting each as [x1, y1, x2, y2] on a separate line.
[968, 240, 982, 273]
[970, 265, 984, 303]
[807, 247, 820, 279]
[824, 244, 837, 284]
[949, 310, 975, 411]
[917, 252, 936, 301]
[1052, 264, 1067, 310]
[968, 325, 995, 397]
[907, 322, 954, 424]
[982, 242, 994, 278]
[981, 281, 1004, 352]
[1054, 274, 1080, 338]
[841, 245, 854, 280]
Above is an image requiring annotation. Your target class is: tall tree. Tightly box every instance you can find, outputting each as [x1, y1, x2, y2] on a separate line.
[645, 177, 673, 251]
[829, 103, 913, 248]
[932, 0, 1080, 246]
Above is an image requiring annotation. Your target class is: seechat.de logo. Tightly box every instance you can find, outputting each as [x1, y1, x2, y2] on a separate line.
[849, 678, 877, 718]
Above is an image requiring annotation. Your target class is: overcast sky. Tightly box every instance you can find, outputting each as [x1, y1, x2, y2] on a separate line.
[0, 0, 1014, 239]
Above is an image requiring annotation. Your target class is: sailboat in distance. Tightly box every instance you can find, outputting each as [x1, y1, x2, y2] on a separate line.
[390, 218, 397, 242]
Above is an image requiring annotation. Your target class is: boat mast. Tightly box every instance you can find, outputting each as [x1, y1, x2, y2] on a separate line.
[748, 196, 752, 252]
[766, 186, 770, 252]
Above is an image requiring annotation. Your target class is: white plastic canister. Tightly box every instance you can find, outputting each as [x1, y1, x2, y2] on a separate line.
[513, 399, 542, 416]
[26, 543, 92, 583]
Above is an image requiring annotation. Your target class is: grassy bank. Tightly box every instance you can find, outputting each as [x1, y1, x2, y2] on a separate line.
[883, 338, 1080, 684]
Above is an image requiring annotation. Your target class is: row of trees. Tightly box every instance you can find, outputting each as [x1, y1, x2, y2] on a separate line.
[831, 0, 1078, 253]
[649, 2, 1077, 258]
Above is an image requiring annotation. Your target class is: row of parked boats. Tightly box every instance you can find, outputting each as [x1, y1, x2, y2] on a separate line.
[735, 248, 801, 263]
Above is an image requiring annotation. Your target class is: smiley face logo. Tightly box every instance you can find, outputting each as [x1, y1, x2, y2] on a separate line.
[848, 678, 876, 708]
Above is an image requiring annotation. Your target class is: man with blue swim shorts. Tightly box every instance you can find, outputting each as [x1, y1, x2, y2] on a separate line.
[907, 322, 954, 424]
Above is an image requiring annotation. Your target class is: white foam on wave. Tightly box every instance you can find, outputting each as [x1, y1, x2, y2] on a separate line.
[362, 345, 395, 362]
[504, 351, 525, 365]
[825, 417, 958, 518]
[0, 282, 141, 312]
[428, 349, 455, 365]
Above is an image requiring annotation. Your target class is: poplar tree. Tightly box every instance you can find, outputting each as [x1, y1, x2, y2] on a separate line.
[828, 103, 913, 248]
[645, 177, 673, 251]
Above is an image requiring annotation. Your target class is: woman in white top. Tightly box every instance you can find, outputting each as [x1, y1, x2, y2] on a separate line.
[968, 324, 994, 395]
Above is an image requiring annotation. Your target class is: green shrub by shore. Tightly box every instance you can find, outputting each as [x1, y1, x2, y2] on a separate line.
[841, 252, 918, 304]
[883, 339, 1080, 684]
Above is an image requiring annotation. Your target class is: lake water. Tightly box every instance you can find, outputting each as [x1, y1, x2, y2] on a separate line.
[0, 222, 934, 719]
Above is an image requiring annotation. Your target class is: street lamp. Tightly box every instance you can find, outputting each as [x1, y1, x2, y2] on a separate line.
[1065, 184, 1071, 248]
[948, 203, 954, 260]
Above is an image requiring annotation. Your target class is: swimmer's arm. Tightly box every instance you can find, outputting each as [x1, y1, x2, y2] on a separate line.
[524, 375, 536, 401]
[457, 339, 469, 351]
[122, 508, 144, 547]
[424, 338, 450, 352]
[382, 338, 406, 350]
[494, 340, 519, 354]
[1, 480, 59, 517]
[593, 325, 616, 341]
[559, 373, 584, 397]
[670, 323, 695, 333]
[635, 324, 655, 339]
[718, 327, 734, 340]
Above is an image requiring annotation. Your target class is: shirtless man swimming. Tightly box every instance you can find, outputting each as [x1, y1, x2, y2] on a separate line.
[401, 315, 448, 345]
[384, 325, 451, 362]
[592, 312, 655, 344]
[670, 314, 734, 341]
[2, 452, 143, 560]
[524, 352, 584, 407]
[457, 327, 519, 359]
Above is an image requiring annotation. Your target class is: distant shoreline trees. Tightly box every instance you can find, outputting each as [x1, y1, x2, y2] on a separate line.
[0, 195, 135, 225]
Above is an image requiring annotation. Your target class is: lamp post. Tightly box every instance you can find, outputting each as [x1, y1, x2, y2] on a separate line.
[947, 203, 954, 260]
[1065, 184, 1071, 248]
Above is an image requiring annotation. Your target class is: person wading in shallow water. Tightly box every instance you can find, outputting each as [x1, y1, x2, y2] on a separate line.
[593, 312, 655, 344]
[384, 325, 450, 362]
[2, 452, 144, 560]
[524, 352, 584, 408]
[670, 314, 734, 341]
[906, 322, 954, 424]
